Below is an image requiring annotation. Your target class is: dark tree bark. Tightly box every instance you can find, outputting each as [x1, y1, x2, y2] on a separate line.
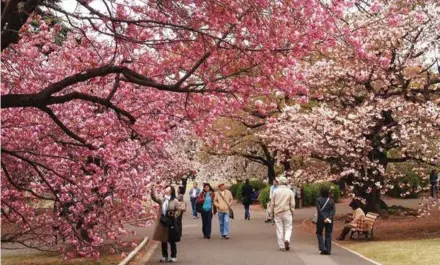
[1, 0, 42, 51]
[361, 110, 396, 215]
[267, 160, 276, 185]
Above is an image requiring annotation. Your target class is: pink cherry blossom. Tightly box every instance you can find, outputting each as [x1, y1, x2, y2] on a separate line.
[1, 0, 351, 256]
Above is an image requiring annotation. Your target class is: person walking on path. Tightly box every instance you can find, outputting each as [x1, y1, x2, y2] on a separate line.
[265, 179, 279, 223]
[198, 183, 215, 239]
[315, 187, 336, 255]
[151, 184, 186, 263]
[429, 169, 438, 198]
[270, 176, 295, 251]
[336, 199, 364, 241]
[214, 183, 233, 239]
[176, 177, 188, 239]
[242, 179, 254, 220]
[189, 182, 201, 219]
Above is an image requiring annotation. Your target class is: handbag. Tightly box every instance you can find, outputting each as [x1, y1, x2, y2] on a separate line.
[160, 201, 175, 227]
[160, 214, 173, 227]
[218, 191, 234, 219]
[196, 201, 203, 213]
[312, 197, 330, 224]
[196, 194, 204, 213]
[168, 225, 180, 242]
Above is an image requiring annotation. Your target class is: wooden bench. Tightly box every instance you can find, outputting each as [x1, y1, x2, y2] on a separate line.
[350, 212, 379, 240]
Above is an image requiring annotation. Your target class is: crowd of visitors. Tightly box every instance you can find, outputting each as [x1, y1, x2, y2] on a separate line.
[150, 172, 390, 262]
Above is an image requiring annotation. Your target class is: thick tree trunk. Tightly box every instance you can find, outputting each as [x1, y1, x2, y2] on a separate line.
[363, 110, 395, 216]
[364, 170, 389, 216]
[267, 162, 276, 185]
[365, 189, 389, 216]
[350, 173, 389, 216]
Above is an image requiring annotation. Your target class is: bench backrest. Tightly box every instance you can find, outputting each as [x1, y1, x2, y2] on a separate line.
[364, 213, 379, 230]
[356, 212, 379, 231]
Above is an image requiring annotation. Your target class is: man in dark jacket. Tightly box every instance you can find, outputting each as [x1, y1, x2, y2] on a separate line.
[242, 179, 254, 220]
[430, 169, 438, 198]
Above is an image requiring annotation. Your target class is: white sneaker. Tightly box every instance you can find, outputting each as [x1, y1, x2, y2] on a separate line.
[170, 257, 178, 263]
[160, 257, 168, 262]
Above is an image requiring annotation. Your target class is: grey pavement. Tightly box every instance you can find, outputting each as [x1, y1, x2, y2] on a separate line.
[1, 195, 418, 262]
[0, 196, 419, 263]
[144, 202, 377, 265]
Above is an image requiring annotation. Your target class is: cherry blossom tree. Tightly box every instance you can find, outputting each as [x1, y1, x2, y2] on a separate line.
[260, 0, 440, 214]
[1, 0, 347, 256]
[197, 154, 268, 182]
[156, 129, 201, 182]
[205, 94, 298, 184]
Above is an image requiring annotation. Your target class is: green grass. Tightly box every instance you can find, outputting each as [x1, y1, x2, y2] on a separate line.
[343, 239, 440, 265]
[1, 252, 121, 265]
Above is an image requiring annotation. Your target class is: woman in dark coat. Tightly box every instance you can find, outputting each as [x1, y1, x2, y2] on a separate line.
[315, 186, 335, 255]
[151, 184, 186, 263]
[197, 183, 215, 239]
[241, 179, 254, 220]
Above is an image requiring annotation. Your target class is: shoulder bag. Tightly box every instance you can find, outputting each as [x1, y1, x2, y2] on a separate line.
[160, 207, 176, 227]
[218, 191, 234, 219]
[312, 198, 330, 224]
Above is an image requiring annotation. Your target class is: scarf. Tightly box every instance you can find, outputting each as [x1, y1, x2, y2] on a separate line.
[162, 195, 171, 215]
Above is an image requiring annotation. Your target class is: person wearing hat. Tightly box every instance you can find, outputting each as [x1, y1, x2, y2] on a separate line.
[214, 183, 233, 239]
[270, 174, 295, 251]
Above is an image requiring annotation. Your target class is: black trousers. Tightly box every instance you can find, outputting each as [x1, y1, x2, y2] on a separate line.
[431, 183, 438, 197]
[339, 226, 352, 239]
[244, 204, 250, 219]
[201, 210, 212, 238]
[316, 220, 333, 254]
[161, 242, 177, 258]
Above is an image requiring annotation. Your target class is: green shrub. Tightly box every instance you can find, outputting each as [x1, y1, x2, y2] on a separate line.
[231, 179, 267, 201]
[331, 184, 341, 202]
[230, 183, 241, 198]
[302, 182, 341, 207]
[249, 179, 268, 191]
[258, 186, 270, 208]
[386, 171, 424, 198]
[302, 185, 314, 207]
[235, 184, 244, 201]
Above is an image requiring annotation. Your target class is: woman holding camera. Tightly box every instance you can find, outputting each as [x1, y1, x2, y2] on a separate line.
[151, 184, 186, 263]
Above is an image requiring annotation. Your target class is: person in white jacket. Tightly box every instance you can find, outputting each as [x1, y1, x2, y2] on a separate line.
[270, 176, 295, 251]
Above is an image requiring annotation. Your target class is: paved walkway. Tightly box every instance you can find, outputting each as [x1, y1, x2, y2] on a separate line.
[143, 202, 377, 265]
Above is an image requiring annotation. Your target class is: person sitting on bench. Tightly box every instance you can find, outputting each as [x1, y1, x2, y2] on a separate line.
[336, 199, 365, 241]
